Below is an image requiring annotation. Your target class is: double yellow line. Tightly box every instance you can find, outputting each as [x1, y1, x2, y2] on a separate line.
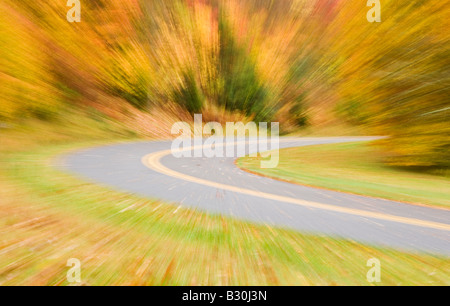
[142, 139, 450, 232]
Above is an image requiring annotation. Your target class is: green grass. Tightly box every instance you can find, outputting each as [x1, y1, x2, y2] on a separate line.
[237, 141, 450, 208]
[0, 128, 449, 285]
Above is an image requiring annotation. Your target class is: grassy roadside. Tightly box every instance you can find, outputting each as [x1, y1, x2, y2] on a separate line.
[237, 142, 450, 209]
[0, 134, 449, 285]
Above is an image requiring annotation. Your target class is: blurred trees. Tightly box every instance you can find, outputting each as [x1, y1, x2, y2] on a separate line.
[329, 0, 449, 167]
[217, 8, 271, 121]
[0, 0, 448, 167]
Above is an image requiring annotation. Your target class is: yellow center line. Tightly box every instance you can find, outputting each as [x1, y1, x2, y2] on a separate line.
[141, 139, 450, 232]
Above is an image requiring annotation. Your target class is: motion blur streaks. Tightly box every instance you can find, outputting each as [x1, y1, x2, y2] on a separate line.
[1, 1, 449, 164]
[0, 0, 449, 286]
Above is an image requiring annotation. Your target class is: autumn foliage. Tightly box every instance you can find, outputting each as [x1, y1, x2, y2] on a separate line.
[0, 0, 448, 167]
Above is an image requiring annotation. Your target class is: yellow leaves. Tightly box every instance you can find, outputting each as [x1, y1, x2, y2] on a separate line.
[0, 0, 448, 165]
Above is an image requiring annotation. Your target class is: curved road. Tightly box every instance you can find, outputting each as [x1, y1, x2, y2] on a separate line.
[59, 137, 450, 256]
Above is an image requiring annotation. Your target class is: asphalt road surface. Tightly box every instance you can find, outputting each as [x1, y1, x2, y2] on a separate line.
[59, 137, 450, 256]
